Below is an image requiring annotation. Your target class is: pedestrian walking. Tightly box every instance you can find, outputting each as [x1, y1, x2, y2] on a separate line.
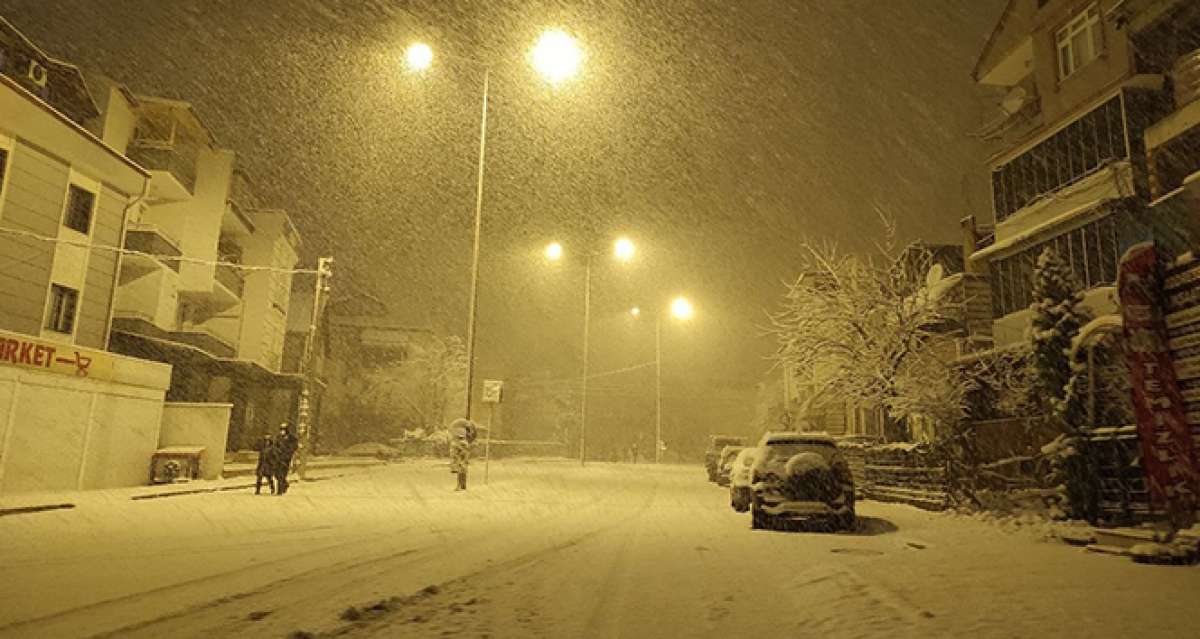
[273, 424, 299, 495]
[448, 418, 477, 491]
[254, 434, 276, 495]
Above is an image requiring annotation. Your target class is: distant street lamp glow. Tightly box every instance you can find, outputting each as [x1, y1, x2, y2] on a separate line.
[545, 241, 564, 261]
[614, 237, 635, 262]
[630, 306, 641, 318]
[405, 42, 433, 71]
[531, 29, 581, 84]
[670, 296, 694, 320]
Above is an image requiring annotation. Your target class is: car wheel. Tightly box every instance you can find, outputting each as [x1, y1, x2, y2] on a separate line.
[836, 511, 856, 532]
[751, 506, 765, 530]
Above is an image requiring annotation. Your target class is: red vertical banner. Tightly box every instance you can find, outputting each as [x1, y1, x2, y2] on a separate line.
[1118, 242, 1199, 527]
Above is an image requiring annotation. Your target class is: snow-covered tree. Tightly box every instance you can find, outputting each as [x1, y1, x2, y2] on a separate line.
[1028, 246, 1091, 420]
[766, 219, 976, 437]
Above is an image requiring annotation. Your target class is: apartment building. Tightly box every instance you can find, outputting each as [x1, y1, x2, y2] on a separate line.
[966, 0, 1199, 346]
[90, 84, 304, 451]
[0, 18, 176, 493]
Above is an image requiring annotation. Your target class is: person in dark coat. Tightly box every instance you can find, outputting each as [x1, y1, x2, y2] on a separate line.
[448, 418, 477, 491]
[273, 424, 299, 495]
[254, 434, 276, 495]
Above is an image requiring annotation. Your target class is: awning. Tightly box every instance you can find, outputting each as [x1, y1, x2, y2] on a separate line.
[113, 330, 326, 389]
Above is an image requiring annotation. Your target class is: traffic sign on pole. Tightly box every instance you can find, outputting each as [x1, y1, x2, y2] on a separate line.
[482, 379, 504, 404]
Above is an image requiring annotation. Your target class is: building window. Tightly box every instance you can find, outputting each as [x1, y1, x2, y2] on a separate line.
[63, 184, 95, 234]
[0, 147, 8, 199]
[989, 212, 1127, 317]
[45, 284, 79, 334]
[990, 94, 1127, 222]
[1057, 4, 1103, 80]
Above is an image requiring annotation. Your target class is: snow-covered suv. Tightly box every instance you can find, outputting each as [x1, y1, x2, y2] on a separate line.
[750, 431, 855, 531]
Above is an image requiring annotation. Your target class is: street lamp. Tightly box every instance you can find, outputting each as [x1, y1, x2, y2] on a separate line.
[632, 296, 695, 463]
[531, 29, 583, 85]
[405, 42, 433, 71]
[614, 237, 635, 262]
[406, 31, 582, 424]
[545, 238, 636, 465]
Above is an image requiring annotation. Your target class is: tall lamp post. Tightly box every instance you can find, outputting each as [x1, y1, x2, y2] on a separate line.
[546, 237, 636, 465]
[405, 29, 582, 422]
[632, 296, 694, 463]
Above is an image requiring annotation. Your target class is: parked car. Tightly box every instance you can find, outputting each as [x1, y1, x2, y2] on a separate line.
[728, 447, 760, 512]
[749, 431, 855, 531]
[714, 445, 744, 486]
[704, 435, 747, 481]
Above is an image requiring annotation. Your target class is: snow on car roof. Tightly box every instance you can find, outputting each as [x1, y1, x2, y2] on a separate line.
[758, 431, 835, 446]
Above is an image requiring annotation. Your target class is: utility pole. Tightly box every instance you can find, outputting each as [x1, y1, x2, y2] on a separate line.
[655, 313, 663, 464]
[296, 256, 333, 480]
[463, 69, 490, 424]
[579, 254, 592, 466]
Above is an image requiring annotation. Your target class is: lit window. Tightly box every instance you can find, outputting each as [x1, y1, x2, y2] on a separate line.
[1056, 4, 1103, 80]
[64, 184, 95, 234]
[45, 284, 79, 334]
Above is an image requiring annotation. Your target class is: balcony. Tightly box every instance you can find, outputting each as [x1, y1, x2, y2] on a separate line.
[1145, 94, 1200, 201]
[990, 94, 1129, 223]
[214, 263, 245, 299]
[113, 266, 179, 333]
[224, 170, 259, 238]
[171, 324, 238, 359]
[126, 98, 211, 202]
[123, 222, 182, 273]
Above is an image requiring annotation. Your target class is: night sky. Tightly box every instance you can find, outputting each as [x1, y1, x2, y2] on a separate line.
[3, 0, 1006, 440]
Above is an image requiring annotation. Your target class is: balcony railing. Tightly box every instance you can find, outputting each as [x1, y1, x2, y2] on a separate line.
[124, 225, 182, 272]
[990, 94, 1128, 223]
[127, 142, 200, 195]
[214, 263, 244, 298]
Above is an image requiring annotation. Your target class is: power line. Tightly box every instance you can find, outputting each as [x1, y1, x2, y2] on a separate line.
[0, 224, 323, 275]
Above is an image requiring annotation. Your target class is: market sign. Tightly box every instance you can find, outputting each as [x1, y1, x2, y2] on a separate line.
[0, 329, 114, 382]
[1118, 242, 1199, 527]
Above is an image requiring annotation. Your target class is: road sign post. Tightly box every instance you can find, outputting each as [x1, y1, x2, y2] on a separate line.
[482, 380, 503, 484]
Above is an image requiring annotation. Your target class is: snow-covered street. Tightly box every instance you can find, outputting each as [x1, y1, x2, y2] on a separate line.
[2, 460, 1198, 639]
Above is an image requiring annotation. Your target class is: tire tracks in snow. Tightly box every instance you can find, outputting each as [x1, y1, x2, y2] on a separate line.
[314, 474, 663, 638]
[0, 522, 416, 639]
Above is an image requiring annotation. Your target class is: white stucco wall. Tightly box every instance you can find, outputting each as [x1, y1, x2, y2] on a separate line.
[159, 402, 232, 480]
[0, 332, 171, 494]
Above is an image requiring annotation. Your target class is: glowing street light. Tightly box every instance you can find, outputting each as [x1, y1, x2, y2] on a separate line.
[614, 237, 636, 262]
[630, 306, 641, 318]
[405, 42, 433, 71]
[670, 296, 694, 321]
[531, 29, 582, 84]
[545, 241, 564, 261]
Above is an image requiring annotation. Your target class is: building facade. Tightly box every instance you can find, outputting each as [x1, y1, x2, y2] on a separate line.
[92, 88, 304, 451]
[966, 0, 1199, 346]
[0, 18, 179, 494]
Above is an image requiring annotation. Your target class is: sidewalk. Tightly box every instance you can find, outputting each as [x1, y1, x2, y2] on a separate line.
[0, 456, 388, 516]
